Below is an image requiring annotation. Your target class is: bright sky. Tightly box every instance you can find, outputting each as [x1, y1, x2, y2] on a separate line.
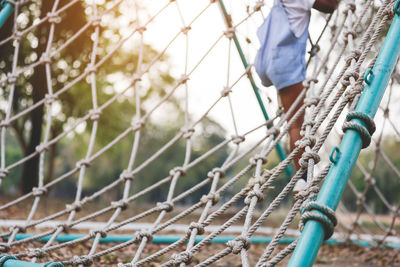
[137, 0, 329, 142]
[121, 0, 399, 148]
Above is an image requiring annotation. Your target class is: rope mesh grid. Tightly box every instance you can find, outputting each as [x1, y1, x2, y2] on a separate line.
[0, 0, 398, 266]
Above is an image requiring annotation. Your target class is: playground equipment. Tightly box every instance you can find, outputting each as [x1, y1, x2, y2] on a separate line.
[0, 0, 399, 266]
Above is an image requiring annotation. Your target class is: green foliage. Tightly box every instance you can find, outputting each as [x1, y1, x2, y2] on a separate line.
[343, 135, 400, 213]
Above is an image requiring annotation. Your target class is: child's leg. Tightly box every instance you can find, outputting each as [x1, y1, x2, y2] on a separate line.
[278, 82, 304, 171]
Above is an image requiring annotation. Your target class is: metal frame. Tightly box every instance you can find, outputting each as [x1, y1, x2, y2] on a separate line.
[288, 3, 400, 266]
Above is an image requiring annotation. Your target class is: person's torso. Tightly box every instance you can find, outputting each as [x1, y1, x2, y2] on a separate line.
[274, 0, 315, 37]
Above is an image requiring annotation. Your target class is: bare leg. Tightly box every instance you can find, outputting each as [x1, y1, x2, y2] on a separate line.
[278, 82, 305, 170]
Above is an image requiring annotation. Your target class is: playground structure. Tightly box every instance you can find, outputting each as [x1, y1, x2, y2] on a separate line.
[0, 0, 399, 266]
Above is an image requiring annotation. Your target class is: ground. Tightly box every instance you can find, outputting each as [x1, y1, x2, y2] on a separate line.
[0, 197, 399, 266]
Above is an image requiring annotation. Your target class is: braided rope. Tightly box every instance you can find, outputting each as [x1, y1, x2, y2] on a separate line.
[0, 0, 398, 266]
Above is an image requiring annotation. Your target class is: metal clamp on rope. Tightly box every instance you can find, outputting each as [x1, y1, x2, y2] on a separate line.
[299, 201, 337, 240]
[342, 111, 376, 149]
[0, 255, 17, 266]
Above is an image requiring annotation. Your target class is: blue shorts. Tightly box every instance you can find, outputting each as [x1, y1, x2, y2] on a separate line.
[254, 2, 309, 90]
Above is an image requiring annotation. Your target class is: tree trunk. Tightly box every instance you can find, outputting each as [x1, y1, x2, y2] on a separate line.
[19, 1, 51, 194]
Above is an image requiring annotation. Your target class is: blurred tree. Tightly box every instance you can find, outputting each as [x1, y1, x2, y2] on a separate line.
[0, 0, 230, 203]
[0, 0, 176, 193]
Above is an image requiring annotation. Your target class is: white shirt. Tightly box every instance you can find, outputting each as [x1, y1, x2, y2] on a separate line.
[275, 0, 316, 38]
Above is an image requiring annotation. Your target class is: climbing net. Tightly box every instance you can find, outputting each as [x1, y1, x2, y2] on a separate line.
[0, 0, 399, 266]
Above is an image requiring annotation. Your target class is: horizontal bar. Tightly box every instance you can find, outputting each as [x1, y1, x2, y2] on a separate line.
[4, 234, 399, 248]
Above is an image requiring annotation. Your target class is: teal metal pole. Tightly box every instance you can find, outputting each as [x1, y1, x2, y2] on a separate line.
[288, 4, 400, 267]
[0, 1, 13, 29]
[8, 234, 400, 248]
[217, 0, 292, 177]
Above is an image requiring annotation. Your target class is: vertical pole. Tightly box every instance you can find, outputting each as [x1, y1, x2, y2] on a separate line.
[288, 4, 400, 267]
[0, 1, 13, 29]
[217, 0, 292, 177]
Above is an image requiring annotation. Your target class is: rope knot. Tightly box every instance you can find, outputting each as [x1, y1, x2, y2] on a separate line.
[7, 73, 18, 84]
[295, 136, 316, 149]
[111, 200, 129, 210]
[177, 75, 189, 85]
[299, 201, 337, 240]
[28, 247, 48, 258]
[224, 27, 235, 39]
[299, 151, 320, 169]
[343, 30, 357, 43]
[47, 12, 61, 24]
[120, 170, 134, 182]
[356, 195, 365, 206]
[137, 26, 147, 34]
[44, 93, 57, 104]
[232, 135, 245, 144]
[365, 175, 376, 185]
[135, 230, 153, 242]
[86, 64, 97, 74]
[308, 44, 320, 57]
[11, 31, 23, 42]
[345, 50, 361, 65]
[181, 26, 191, 34]
[66, 202, 82, 212]
[294, 185, 319, 200]
[40, 53, 52, 64]
[244, 188, 264, 205]
[221, 86, 232, 97]
[227, 236, 251, 254]
[157, 201, 174, 212]
[32, 186, 48, 197]
[131, 119, 146, 130]
[90, 229, 107, 238]
[207, 167, 226, 179]
[132, 73, 142, 83]
[343, 70, 359, 83]
[35, 143, 49, 153]
[304, 96, 320, 107]
[182, 127, 195, 139]
[73, 255, 93, 266]
[91, 16, 101, 27]
[0, 169, 9, 179]
[76, 159, 91, 169]
[9, 225, 26, 233]
[249, 154, 267, 166]
[344, 83, 363, 102]
[266, 127, 280, 138]
[89, 109, 102, 121]
[0, 120, 10, 128]
[169, 166, 186, 177]
[188, 222, 205, 235]
[200, 192, 220, 205]
[171, 251, 193, 265]
[57, 223, 71, 233]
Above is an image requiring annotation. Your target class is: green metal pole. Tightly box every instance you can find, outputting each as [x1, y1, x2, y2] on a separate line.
[217, 0, 292, 177]
[288, 4, 400, 267]
[0, 1, 13, 29]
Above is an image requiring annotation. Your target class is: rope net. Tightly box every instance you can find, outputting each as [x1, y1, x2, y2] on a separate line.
[0, 0, 399, 266]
